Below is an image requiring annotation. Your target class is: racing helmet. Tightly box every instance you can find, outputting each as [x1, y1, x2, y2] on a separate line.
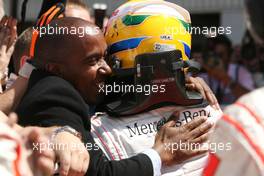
[105, 0, 192, 65]
[103, 0, 203, 116]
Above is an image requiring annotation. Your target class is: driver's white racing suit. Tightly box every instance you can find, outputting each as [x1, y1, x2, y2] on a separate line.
[91, 104, 222, 176]
[204, 88, 264, 176]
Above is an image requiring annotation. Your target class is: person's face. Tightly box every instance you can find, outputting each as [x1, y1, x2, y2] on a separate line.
[62, 32, 111, 104]
[65, 5, 91, 22]
[214, 44, 230, 65]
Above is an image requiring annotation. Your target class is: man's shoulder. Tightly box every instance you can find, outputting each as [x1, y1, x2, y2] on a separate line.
[28, 69, 78, 95]
[23, 69, 85, 102]
[16, 70, 88, 124]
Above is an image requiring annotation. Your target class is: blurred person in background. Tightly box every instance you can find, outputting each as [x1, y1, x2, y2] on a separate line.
[241, 31, 264, 87]
[4, 27, 33, 89]
[0, 16, 17, 93]
[204, 0, 264, 175]
[202, 35, 255, 105]
[192, 34, 221, 97]
[231, 45, 243, 64]
[12, 28, 32, 76]
[65, 0, 91, 22]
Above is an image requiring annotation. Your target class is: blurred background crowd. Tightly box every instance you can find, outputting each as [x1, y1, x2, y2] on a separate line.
[1, 0, 262, 105]
[0, 0, 263, 176]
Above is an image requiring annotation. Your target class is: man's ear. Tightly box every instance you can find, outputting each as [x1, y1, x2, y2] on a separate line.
[46, 63, 64, 76]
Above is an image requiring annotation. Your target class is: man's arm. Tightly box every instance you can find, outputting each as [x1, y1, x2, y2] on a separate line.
[17, 71, 213, 176]
[16, 71, 154, 176]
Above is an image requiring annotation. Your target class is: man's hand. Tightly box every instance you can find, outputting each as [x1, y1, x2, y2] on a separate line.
[186, 76, 220, 110]
[24, 128, 55, 176]
[0, 112, 55, 176]
[53, 131, 90, 176]
[153, 116, 213, 166]
[0, 16, 17, 77]
[0, 110, 8, 122]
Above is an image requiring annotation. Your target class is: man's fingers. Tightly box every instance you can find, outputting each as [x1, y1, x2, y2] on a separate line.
[0, 29, 5, 46]
[0, 27, 9, 47]
[68, 152, 83, 176]
[0, 15, 8, 26]
[1, 16, 17, 50]
[82, 156, 89, 175]
[0, 111, 8, 122]
[189, 147, 208, 157]
[7, 112, 18, 127]
[1, 28, 11, 49]
[163, 120, 176, 128]
[7, 42, 15, 57]
[7, 17, 13, 28]
[189, 120, 214, 139]
[27, 128, 41, 143]
[190, 132, 210, 144]
[196, 77, 219, 109]
[0, 16, 9, 46]
[0, 45, 7, 55]
[36, 154, 55, 176]
[205, 91, 220, 110]
[183, 116, 207, 131]
[189, 77, 206, 98]
[186, 76, 220, 110]
[8, 18, 17, 49]
[168, 109, 183, 122]
[185, 83, 195, 90]
[59, 152, 71, 176]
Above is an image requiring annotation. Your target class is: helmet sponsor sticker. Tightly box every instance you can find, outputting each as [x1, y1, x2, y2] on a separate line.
[160, 35, 173, 40]
[154, 43, 176, 52]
